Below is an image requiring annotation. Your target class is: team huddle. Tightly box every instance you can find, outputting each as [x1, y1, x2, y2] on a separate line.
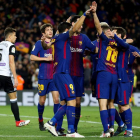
[0, 1, 140, 138]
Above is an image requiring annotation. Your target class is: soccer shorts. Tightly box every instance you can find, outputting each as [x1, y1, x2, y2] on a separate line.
[115, 81, 130, 105]
[71, 76, 84, 97]
[91, 72, 97, 97]
[96, 71, 118, 99]
[53, 73, 76, 101]
[0, 75, 16, 94]
[128, 74, 134, 97]
[38, 79, 58, 96]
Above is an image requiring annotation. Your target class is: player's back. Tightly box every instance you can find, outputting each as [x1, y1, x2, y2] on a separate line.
[96, 32, 118, 74]
[53, 32, 71, 74]
[0, 41, 14, 77]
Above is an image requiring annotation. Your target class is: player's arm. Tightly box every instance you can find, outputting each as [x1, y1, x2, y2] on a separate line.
[41, 36, 53, 50]
[9, 45, 18, 88]
[30, 54, 53, 61]
[129, 45, 140, 57]
[113, 34, 129, 49]
[126, 39, 133, 44]
[69, 9, 92, 37]
[91, 1, 102, 35]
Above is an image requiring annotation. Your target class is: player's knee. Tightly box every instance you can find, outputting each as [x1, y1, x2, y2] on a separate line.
[120, 104, 129, 112]
[39, 101, 45, 106]
[67, 97, 76, 106]
[53, 98, 59, 104]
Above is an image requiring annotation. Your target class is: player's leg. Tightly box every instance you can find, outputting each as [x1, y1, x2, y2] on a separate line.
[96, 71, 111, 137]
[6, 76, 30, 127]
[38, 95, 46, 131]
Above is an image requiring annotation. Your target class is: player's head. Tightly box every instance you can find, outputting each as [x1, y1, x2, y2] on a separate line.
[70, 15, 82, 34]
[112, 26, 126, 39]
[101, 25, 112, 38]
[40, 23, 53, 39]
[4, 27, 17, 43]
[58, 22, 72, 33]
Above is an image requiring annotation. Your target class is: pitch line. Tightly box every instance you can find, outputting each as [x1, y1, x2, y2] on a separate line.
[0, 114, 140, 129]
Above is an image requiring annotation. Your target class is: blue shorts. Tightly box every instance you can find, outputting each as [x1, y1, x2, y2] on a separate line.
[91, 72, 97, 97]
[128, 74, 134, 97]
[53, 73, 76, 101]
[71, 76, 84, 97]
[96, 71, 118, 99]
[115, 81, 130, 105]
[38, 79, 58, 96]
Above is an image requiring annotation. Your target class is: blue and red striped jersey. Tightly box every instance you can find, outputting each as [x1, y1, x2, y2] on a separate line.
[70, 34, 96, 76]
[53, 31, 71, 74]
[90, 39, 99, 72]
[96, 32, 119, 74]
[31, 40, 53, 79]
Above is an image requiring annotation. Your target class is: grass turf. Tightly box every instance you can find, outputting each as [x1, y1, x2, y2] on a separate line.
[0, 106, 140, 140]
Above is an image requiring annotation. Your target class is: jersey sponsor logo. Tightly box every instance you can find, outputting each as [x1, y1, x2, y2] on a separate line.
[79, 41, 82, 45]
[108, 41, 117, 46]
[70, 47, 83, 52]
[0, 63, 6, 66]
[11, 47, 15, 53]
[44, 53, 52, 57]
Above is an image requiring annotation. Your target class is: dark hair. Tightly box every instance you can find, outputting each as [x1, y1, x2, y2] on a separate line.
[70, 15, 80, 23]
[58, 22, 72, 33]
[40, 23, 53, 33]
[116, 27, 126, 39]
[4, 27, 16, 38]
[101, 25, 112, 33]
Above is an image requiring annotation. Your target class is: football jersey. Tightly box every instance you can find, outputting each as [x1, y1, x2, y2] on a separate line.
[90, 39, 99, 72]
[70, 34, 96, 76]
[53, 31, 71, 74]
[0, 41, 15, 77]
[31, 40, 53, 79]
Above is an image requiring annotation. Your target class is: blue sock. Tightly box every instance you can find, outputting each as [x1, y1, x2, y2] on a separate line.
[74, 107, 81, 131]
[56, 104, 65, 131]
[124, 108, 132, 131]
[115, 109, 124, 127]
[53, 103, 60, 114]
[50, 105, 67, 126]
[108, 108, 115, 128]
[66, 106, 75, 133]
[120, 112, 125, 123]
[38, 103, 44, 122]
[100, 110, 109, 132]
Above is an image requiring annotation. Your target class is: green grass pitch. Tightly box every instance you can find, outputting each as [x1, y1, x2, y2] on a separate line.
[0, 106, 140, 140]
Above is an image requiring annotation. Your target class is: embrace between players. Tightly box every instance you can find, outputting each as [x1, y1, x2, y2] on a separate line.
[1, 1, 139, 138]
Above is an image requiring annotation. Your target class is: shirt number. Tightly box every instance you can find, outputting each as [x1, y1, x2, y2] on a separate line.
[106, 46, 118, 63]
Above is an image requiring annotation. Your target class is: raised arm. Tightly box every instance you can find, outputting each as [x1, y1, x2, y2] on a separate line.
[91, 1, 102, 35]
[69, 9, 92, 37]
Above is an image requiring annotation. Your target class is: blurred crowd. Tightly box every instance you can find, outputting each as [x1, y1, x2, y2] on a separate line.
[0, 0, 140, 90]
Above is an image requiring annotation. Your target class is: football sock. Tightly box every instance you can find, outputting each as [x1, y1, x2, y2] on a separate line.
[115, 109, 124, 127]
[123, 108, 132, 131]
[38, 103, 44, 122]
[10, 98, 20, 121]
[100, 110, 109, 132]
[56, 104, 65, 131]
[108, 108, 115, 128]
[50, 104, 67, 126]
[120, 112, 125, 123]
[66, 106, 75, 133]
[53, 103, 60, 114]
[74, 106, 81, 131]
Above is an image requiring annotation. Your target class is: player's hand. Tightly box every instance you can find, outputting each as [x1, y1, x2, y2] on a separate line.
[132, 52, 140, 57]
[14, 78, 18, 88]
[66, 16, 72, 23]
[95, 47, 99, 53]
[44, 54, 53, 61]
[126, 39, 133, 44]
[41, 35, 46, 42]
[110, 32, 115, 38]
[85, 8, 92, 15]
[90, 1, 97, 13]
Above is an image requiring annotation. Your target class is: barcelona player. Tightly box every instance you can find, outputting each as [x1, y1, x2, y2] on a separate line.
[91, 2, 129, 137]
[44, 9, 95, 137]
[30, 23, 60, 131]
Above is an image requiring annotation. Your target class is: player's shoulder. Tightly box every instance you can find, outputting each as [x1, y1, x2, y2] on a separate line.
[80, 33, 88, 38]
[1, 41, 14, 47]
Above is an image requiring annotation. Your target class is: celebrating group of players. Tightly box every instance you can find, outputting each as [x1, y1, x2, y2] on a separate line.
[0, 1, 139, 138]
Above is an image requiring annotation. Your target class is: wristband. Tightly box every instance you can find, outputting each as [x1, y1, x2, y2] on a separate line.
[83, 12, 86, 16]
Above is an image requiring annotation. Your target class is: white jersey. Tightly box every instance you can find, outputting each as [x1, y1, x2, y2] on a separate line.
[0, 41, 15, 77]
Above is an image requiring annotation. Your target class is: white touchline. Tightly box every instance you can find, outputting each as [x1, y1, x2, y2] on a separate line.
[0, 114, 140, 129]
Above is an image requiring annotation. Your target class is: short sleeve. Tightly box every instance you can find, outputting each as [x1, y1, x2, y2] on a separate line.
[9, 45, 16, 56]
[31, 40, 42, 56]
[83, 34, 96, 52]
